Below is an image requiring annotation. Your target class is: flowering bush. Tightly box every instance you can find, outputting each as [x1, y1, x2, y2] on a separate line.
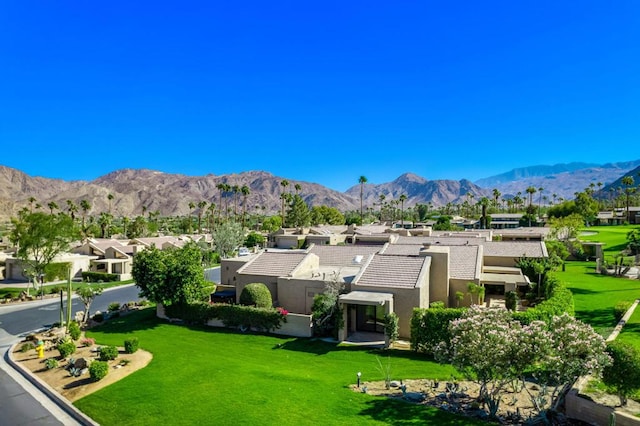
[276, 307, 289, 316]
[435, 306, 611, 421]
[80, 337, 96, 347]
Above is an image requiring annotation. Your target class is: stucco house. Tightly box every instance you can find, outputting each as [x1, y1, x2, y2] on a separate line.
[221, 227, 547, 341]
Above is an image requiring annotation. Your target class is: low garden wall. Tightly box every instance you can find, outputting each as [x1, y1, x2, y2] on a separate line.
[565, 389, 640, 426]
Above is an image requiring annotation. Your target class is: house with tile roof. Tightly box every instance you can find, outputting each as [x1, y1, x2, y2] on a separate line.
[220, 227, 547, 341]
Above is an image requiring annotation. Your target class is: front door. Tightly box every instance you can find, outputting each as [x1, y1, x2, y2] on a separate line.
[355, 304, 385, 333]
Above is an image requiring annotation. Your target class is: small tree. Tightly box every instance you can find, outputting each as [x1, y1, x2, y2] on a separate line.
[76, 285, 103, 324]
[212, 221, 244, 259]
[383, 312, 399, 343]
[602, 340, 640, 406]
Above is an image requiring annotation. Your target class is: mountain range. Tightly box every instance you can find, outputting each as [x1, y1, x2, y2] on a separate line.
[0, 160, 638, 221]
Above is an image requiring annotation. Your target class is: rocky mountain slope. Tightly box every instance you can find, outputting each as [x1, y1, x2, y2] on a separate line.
[1, 159, 637, 221]
[475, 160, 640, 200]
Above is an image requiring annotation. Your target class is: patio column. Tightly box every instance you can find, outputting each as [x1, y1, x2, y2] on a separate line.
[337, 302, 348, 342]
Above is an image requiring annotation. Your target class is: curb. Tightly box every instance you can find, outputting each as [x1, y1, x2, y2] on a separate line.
[5, 343, 99, 426]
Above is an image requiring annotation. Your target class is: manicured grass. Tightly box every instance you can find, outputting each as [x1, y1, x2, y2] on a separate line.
[78, 309, 483, 425]
[579, 224, 639, 261]
[615, 301, 640, 352]
[556, 261, 640, 337]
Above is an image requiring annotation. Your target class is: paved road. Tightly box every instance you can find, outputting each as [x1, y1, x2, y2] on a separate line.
[0, 285, 144, 426]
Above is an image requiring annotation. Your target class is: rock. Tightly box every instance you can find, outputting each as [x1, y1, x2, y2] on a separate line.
[73, 358, 88, 369]
[390, 380, 401, 388]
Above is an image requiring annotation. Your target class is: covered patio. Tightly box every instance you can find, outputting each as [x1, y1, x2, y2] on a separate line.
[338, 291, 394, 346]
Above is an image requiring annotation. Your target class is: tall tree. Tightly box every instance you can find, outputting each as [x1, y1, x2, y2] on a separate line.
[188, 201, 195, 233]
[66, 199, 77, 222]
[294, 183, 302, 194]
[280, 179, 289, 226]
[28, 196, 37, 213]
[399, 194, 407, 226]
[286, 194, 311, 228]
[232, 185, 240, 216]
[492, 188, 501, 211]
[241, 185, 250, 228]
[358, 176, 368, 225]
[216, 182, 226, 224]
[9, 211, 77, 297]
[47, 201, 58, 215]
[622, 176, 635, 223]
[197, 200, 207, 233]
[107, 193, 114, 214]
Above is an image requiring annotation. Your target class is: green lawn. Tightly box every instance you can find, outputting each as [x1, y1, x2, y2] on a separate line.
[579, 224, 639, 261]
[556, 261, 640, 337]
[79, 309, 482, 426]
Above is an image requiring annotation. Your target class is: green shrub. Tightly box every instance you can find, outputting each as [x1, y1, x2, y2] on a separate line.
[410, 307, 466, 355]
[384, 313, 399, 342]
[81, 271, 118, 283]
[57, 340, 76, 358]
[429, 301, 445, 309]
[99, 345, 119, 361]
[93, 312, 104, 322]
[124, 338, 139, 354]
[239, 283, 272, 308]
[614, 301, 633, 323]
[164, 302, 287, 332]
[44, 358, 59, 369]
[602, 340, 640, 406]
[48, 286, 64, 295]
[108, 302, 121, 313]
[89, 361, 109, 381]
[20, 342, 35, 353]
[68, 321, 81, 340]
[505, 291, 519, 311]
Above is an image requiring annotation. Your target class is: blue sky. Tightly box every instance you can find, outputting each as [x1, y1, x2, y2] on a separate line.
[1, 1, 639, 192]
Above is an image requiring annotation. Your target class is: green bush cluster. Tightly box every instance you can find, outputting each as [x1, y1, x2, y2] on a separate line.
[57, 340, 76, 358]
[93, 312, 104, 322]
[239, 283, 272, 308]
[165, 302, 287, 332]
[44, 358, 59, 369]
[20, 342, 36, 353]
[124, 338, 139, 354]
[108, 302, 121, 312]
[614, 301, 633, 323]
[505, 291, 519, 311]
[512, 284, 574, 325]
[81, 271, 119, 283]
[410, 306, 466, 355]
[89, 361, 109, 381]
[99, 345, 119, 361]
[68, 321, 81, 340]
[43, 262, 71, 283]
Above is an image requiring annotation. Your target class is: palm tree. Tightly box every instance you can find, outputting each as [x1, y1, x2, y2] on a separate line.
[492, 188, 501, 211]
[294, 183, 302, 194]
[216, 182, 226, 224]
[28, 196, 37, 213]
[280, 180, 289, 226]
[107, 193, 114, 214]
[399, 194, 407, 226]
[378, 194, 386, 222]
[197, 200, 207, 233]
[66, 200, 78, 222]
[231, 185, 240, 217]
[622, 176, 635, 223]
[47, 201, 58, 215]
[358, 176, 368, 224]
[241, 185, 250, 228]
[188, 201, 195, 233]
[79, 199, 91, 238]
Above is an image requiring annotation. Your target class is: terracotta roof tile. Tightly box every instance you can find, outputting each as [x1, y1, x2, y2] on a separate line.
[239, 252, 308, 277]
[356, 254, 427, 288]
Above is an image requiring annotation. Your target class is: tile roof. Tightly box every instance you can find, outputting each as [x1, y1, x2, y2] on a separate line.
[449, 245, 480, 280]
[481, 241, 546, 258]
[356, 254, 428, 289]
[238, 252, 308, 277]
[379, 244, 421, 256]
[308, 245, 381, 267]
[393, 236, 484, 246]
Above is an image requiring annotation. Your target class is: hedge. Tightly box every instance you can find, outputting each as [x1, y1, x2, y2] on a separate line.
[410, 307, 466, 355]
[410, 278, 575, 355]
[165, 302, 287, 332]
[81, 271, 119, 283]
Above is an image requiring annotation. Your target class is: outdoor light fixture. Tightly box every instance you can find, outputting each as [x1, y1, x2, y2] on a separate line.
[357, 371, 361, 388]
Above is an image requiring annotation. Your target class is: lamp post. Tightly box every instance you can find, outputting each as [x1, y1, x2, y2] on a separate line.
[357, 372, 361, 388]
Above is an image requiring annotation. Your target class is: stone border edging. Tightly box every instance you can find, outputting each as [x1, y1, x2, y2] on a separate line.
[607, 299, 640, 342]
[4, 344, 99, 426]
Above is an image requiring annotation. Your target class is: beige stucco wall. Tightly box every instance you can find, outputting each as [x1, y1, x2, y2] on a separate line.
[220, 258, 250, 285]
[420, 246, 450, 306]
[483, 256, 519, 267]
[4, 255, 90, 281]
[277, 277, 328, 314]
[275, 235, 304, 249]
[449, 278, 477, 308]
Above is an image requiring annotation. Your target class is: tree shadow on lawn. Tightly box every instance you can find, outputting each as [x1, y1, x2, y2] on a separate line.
[358, 397, 487, 425]
[87, 308, 162, 335]
[272, 338, 431, 362]
[574, 308, 616, 334]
